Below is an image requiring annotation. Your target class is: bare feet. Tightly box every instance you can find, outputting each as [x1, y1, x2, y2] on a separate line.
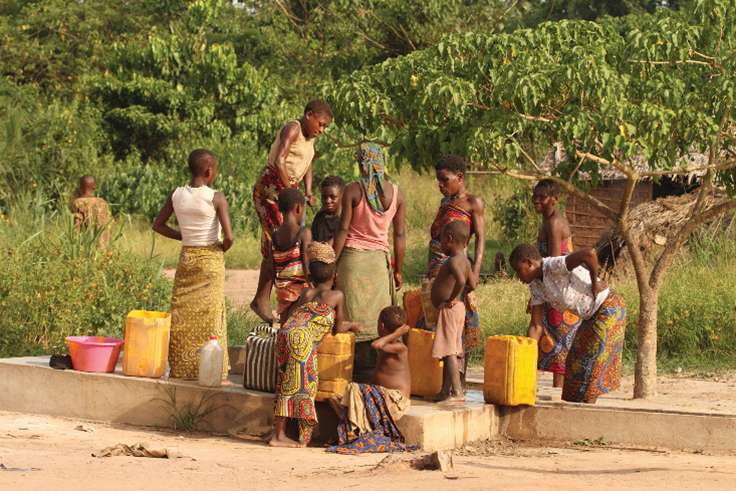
[250, 299, 275, 324]
[424, 392, 466, 403]
[221, 380, 233, 386]
[267, 433, 303, 448]
[583, 397, 597, 404]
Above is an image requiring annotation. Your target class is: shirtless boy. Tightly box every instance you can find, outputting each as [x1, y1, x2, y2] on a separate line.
[426, 221, 477, 403]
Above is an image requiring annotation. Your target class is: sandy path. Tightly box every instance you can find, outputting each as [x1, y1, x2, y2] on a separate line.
[0, 411, 734, 491]
[163, 269, 259, 306]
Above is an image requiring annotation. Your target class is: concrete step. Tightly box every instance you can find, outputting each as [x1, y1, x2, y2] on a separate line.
[2, 357, 734, 451]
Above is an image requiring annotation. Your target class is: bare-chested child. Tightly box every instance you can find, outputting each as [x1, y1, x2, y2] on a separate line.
[269, 188, 312, 325]
[327, 306, 416, 453]
[529, 178, 582, 387]
[426, 221, 477, 403]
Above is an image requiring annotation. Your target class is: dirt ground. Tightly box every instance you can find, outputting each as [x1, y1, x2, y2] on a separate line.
[163, 269, 259, 306]
[0, 411, 733, 491]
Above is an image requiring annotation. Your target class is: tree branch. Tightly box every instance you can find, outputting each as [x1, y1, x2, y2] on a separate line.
[637, 157, 736, 177]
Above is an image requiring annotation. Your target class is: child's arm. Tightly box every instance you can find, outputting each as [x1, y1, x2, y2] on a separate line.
[331, 291, 361, 335]
[299, 227, 313, 287]
[303, 162, 317, 207]
[213, 191, 234, 252]
[465, 259, 479, 292]
[152, 191, 182, 241]
[527, 303, 545, 340]
[273, 122, 301, 188]
[469, 195, 486, 281]
[371, 324, 411, 353]
[443, 261, 468, 308]
[392, 187, 407, 291]
[267, 245, 277, 284]
[565, 248, 608, 296]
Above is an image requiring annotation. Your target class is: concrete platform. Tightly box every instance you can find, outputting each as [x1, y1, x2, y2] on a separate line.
[2, 357, 734, 451]
[0, 357, 495, 451]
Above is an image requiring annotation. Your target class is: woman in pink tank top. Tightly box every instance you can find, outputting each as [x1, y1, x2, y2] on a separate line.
[333, 143, 406, 371]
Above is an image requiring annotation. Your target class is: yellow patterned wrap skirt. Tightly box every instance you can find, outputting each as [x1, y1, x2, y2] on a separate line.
[169, 244, 229, 380]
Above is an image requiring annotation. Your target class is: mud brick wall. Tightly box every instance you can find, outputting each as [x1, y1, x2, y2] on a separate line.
[565, 180, 652, 249]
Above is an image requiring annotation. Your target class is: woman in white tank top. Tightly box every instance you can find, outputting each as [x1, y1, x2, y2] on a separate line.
[153, 149, 235, 383]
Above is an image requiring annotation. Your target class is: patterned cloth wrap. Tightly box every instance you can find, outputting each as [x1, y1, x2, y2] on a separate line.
[326, 384, 418, 454]
[563, 290, 626, 402]
[274, 302, 335, 445]
[355, 142, 387, 215]
[416, 202, 482, 352]
[536, 237, 583, 374]
[273, 227, 308, 314]
[253, 164, 299, 259]
[169, 244, 229, 380]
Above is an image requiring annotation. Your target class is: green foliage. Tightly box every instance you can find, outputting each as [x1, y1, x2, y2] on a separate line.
[158, 381, 222, 432]
[0, 210, 171, 357]
[620, 226, 736, 366]
[491, 182, 540, 245]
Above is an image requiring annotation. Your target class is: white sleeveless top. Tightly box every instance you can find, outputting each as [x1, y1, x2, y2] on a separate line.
[172, 185, 222, 247]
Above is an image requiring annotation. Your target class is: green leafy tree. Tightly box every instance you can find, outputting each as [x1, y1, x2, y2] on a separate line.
[326, 0, 736, 398]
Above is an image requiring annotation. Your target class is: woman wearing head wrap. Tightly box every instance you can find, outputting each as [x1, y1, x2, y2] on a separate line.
[268, 241, 360, 448]
[332, 143, 407, 372]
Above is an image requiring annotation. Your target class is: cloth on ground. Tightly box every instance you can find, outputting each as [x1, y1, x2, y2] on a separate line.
[92, 442, 183, 459]
[431, 301, 466, 359]
[49, 354, 73, 370]
[326, 383, 416, 454]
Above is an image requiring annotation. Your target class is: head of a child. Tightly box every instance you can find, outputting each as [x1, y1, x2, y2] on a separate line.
[307, 241, 337, 286]
[532, 179, 560, 215]
[434, 155, 466, 198]
[78, 175, 96, 196]
[320, 175, 345, 216]
[188, 149, 218, 185]
[440, 220, 470, 256]
[302, 99, 333, 140]
[378, 306, 408, 337]
[278, 188, 305, 222]
[509, 243, 543, 284]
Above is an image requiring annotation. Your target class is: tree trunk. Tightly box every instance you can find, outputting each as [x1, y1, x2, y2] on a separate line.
[634, 284, 659, 399]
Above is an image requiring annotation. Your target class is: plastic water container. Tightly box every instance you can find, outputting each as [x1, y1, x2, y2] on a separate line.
[315, 332, 355, 402]
[199, 336, 224, 388]
[123, 310, 171, 378]
[406, 328, 443, 397]
[484, 335, 538, 406]
[419, 292, 439, 330]
[66, 336, 124, 373]
[403, 290, 423, 330]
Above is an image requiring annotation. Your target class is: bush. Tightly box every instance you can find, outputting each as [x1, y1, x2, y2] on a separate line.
[0, 213, 172, 358]
[490, 181, 539, 245]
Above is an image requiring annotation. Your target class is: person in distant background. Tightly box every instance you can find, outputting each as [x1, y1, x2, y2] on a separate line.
[71, 175, 112, 250]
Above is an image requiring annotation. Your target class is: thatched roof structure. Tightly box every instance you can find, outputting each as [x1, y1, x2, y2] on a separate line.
[594, 189, 733, 269]
[538, 142, 710, 183]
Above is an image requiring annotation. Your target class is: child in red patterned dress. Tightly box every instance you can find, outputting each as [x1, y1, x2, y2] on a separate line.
[268, 188, 312, 325]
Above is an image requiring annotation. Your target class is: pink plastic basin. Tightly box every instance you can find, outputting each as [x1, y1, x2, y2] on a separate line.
[66, 336, 125, 373]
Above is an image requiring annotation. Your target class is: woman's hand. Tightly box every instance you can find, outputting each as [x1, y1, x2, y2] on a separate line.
[306, 194, 318, 207]
[394, 271, 403, 291]
[343, 321, 361, 333]
[592, 278, 609, 297]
